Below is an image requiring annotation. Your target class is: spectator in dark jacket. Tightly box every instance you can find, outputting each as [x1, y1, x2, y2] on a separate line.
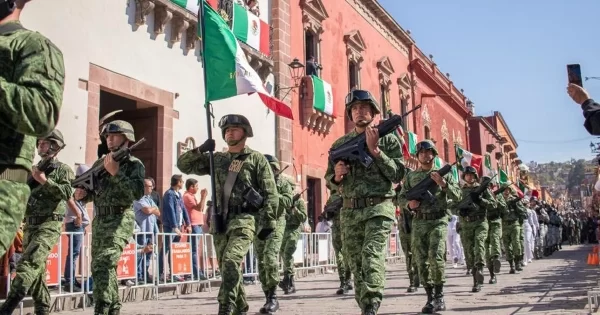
[568, 83, 600, 135]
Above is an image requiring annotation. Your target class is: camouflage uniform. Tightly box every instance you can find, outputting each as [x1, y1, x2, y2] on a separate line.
[397, 206, 419, 292]
[486, 191, 507, 284]
[454, 167, 495, 293]
[325, 91, 405, 315]
[500, 183, 527, 274]
[254, 154, 293, 313]
[279, 193, 307, 294]
[324, 189, 353, 295]
[0, 130, 73, 315]
[80, 121, 145, 315]
[397, 140, 461, 314]
[0, 18, 65, 260]
[177, 115, 278, 315]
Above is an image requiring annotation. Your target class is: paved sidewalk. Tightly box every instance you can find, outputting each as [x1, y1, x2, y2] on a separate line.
[58, 244, 597, 314]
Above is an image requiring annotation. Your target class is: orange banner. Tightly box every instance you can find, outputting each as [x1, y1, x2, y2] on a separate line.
[117, 243, 137, 280]
[389, 236, 397, 255]
[45, 244, 60, 286]
[171, 242, 192, 275]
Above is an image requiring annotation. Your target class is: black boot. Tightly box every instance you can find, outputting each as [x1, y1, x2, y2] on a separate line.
[407, 274, 417, 293]
[218, 303, 234, 315]
[421, 286, 435, 314]
[433, 285, 446, 311]
[259, 291, 270, 314]
[475, 265, 484, 285]
[107, 310, 120, 315]
[465, 268, 471, 276]
[264, 287, 279, 313]
[492, 256, 501, 273]
[287, 275, 296, 294]
[515, 256, 523, 272]
[278, 274, 289, 294]
[363, 302, 380, 315]
[345, 271, 353, 290]
[471, 273, 481, 292]
[559, 243, 562, 250]
[509, 260, 516, 274]
[0, 292, 25, 315]
[488, 266, 497, 284]
[336, 279, 348, 295]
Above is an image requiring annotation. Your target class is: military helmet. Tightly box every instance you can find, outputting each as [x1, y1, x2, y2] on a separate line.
[499, 181, 513, 192]
[264, 154, 280, 171]
[39, 129, 65, 149]
[462, 165, 479, 180]
[344, 89, 381, 121]
[101, 120, 136, 142]
[218, 114, 253, 139]
[415, 140, 438, 156]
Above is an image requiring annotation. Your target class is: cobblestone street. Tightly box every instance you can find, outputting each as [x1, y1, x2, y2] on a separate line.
[59, 244, 596, 315]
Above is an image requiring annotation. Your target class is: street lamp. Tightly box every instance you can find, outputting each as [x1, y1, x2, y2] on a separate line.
[276, 58, 305, 99]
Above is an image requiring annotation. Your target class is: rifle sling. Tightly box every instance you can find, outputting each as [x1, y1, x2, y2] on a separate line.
[221, 154, 250, 219]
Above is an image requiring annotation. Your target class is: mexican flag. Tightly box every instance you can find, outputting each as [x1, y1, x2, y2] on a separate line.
[433, 157, 460, 183]
[394, 125, 410, 159]
[482, 153, 493, 178]
[408, 132, 418, 155]
[499, 168, 509, 184]
[232, 3, 270, 56]
[200, 2, 293, 119]
[433, 156, 444, 169]
[455, 145, 482, 172]
[311, 75, 334, 115]
[171, 0, 200, 12]
[451, 164, 459, 183]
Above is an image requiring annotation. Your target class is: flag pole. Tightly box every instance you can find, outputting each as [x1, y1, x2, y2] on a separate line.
[199, 1, 219, 229]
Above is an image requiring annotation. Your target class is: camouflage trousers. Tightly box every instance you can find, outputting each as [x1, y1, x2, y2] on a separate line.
[0, 180, 29, 258]
[1, 220, 61, 314]
[214, 227, 254, 311]
[91, 210, 134, 315]
[255, 217, 285, 291]
[342, 215, 393, 310]
[501, 221, 522, 261]
[461, 220, 488, 268]
[280, 225, 301, 275]
[412, 219, 448, 287]
[398, 229, 417, 283]
[485, 219, 502, 266]
[331, 224, 351, 283]
[536, 224, 547, 257]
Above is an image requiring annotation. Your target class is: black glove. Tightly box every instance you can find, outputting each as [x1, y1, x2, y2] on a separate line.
[195, 139, 216, 153]
[257, 228, 274, 240]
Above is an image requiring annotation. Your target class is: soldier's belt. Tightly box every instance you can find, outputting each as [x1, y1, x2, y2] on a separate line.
[228, 205, 256, 215]
[96, 206, 130, 216]
[503, 219, 518, 225]
[0, 167, 29, 184]
[342, 196, 391, 209]
[26, 214, 63, 225]
[414, 212, 445, 221]
[464, 215, 486, 222]
[487, 214, 501, 221]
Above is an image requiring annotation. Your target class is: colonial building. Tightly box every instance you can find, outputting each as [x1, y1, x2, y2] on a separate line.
[467, 115, 503, 172]
[22, 0, 279, 196]
[282, 0, 470, 226]
[484, 111, 520, 181]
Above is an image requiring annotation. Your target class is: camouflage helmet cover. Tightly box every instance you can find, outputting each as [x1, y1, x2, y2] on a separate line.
[39, 129, 65, 149]
[219, 114, 254, 139]
[101, 120, 136, 142]
[415, 140, 438, 156]
[344, 89, 381, 121]
[462, 165, 479, 180]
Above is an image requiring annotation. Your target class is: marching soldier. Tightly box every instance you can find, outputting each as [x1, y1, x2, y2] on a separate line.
[397, 140, 461, 314]
[325, 89, 405, 315]
[395, 185, 419, 293]
[0, 130, 73, 315]
[74, 120, 145, 315]
[177, 114, 278, 315]
[323, 184, 353, 295]
[255, 154, 293, 314]
[499, 182, 527, 274]
[487, 188, 507, 284]
[279, 185, 308, 295]
[0, 0, 65, 258]
[455, 166, 495, 293]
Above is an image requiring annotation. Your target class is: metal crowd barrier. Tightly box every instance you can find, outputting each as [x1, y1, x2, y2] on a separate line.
[0, 230, 404, 314]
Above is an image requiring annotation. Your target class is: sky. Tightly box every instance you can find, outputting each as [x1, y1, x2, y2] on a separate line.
[379, 0, 600, 164]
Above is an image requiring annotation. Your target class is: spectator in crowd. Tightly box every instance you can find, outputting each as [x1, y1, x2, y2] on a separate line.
[183, 178, 208, 280]
[567, 83, 600, 135]
[159, 175, 191, 282]
[63, 164, 92, 291]
[133, 178, 161, 283]
[306, 56, 322, 77]
[316, 215, 332, 233]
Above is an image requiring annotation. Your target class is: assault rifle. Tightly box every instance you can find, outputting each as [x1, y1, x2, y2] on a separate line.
[323, 198, 343, 220]
[71, 138, 146, 192]
[292, 188, 308, 204]
[27, 146, 65, 190]
[275, 165, 290, 178]
[455, 174, 497, 216]
[404, 162, 456, 204]
[328, 105, 421, 168]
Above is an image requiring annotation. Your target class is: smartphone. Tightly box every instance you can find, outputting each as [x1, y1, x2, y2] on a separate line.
[567, 64, 583, 87]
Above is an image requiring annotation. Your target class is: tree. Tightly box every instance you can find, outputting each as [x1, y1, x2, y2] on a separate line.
[567, 159, 586, 194]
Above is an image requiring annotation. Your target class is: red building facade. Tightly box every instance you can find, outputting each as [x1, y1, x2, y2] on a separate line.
[275, 0, 470, 225]
[467, 116, 503, 171]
